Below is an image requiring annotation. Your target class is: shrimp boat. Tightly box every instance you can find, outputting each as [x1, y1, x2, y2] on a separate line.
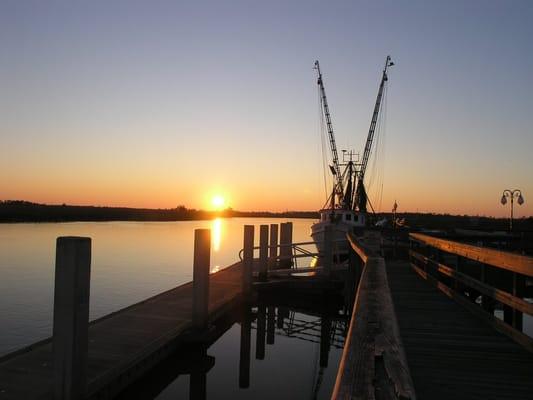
[311, 56, 394, 255]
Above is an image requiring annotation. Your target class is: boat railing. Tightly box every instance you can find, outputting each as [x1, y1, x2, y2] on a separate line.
[238, 239, 346, 270]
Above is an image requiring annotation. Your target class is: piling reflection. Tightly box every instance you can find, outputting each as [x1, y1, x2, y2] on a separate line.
[189, 346, 209, 400]
[255, 305, 266, 360]
[266, 306, 275, 345]
[116, 296, 351, 400]
[238, 308, 251, 389]
[212, 218, 222, 252]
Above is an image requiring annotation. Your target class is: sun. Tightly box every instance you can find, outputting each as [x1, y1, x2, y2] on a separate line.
[211, 195, 225, 210]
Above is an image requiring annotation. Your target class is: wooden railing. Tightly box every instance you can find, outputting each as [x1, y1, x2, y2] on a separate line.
[409, 232, 533, 352]
[332, 233, 416, 400]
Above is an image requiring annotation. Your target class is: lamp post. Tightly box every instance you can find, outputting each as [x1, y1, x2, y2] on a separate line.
[500, 189, 524, 231]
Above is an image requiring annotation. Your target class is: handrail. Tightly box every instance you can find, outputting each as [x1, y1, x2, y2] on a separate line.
[346, 233, 379, 263]
[410, 251, 533, 316]
[333, 233, 416, 399]
[410, 233, 533, 277]
[409, 233, 533, 352]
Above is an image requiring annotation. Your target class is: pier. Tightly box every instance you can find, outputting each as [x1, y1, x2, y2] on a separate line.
[0, 223, 532, 399]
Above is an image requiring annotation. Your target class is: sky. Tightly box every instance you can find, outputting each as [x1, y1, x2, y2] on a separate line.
[1, 0, 532, 217]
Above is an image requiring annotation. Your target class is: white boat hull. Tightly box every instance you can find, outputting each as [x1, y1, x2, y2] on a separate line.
[310, 208, 367, 256]
[310, 221, 351, 255]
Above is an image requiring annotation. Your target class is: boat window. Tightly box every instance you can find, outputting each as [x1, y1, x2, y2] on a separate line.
[354, 215, 358, 222]
[345, 214, 351, 221]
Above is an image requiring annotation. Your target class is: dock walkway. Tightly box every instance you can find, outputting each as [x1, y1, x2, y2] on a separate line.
[387, 260, 533, 400]
[0, 263, 242, 400]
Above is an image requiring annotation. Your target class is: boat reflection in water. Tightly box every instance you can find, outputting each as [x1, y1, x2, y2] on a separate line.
[116, 294, 351, 400]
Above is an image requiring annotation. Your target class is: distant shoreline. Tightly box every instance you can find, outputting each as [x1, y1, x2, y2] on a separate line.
[1, 201, 532, 231]
[0, 201, 319, 223]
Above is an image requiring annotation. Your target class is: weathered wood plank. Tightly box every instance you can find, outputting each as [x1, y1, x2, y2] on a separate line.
[332, 248, 416, 399]
[410, 263, 533, 353]
[410, 233, 533, 277]
[346, 233, 370, 263]
[387, 261, 533, 400]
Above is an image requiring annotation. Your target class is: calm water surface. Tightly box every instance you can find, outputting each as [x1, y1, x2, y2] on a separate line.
[117, 304, 347, 400]
[0, 218, 316, 356]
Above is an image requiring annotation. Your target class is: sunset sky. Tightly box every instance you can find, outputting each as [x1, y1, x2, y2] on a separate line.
[1, 1, 532, 217]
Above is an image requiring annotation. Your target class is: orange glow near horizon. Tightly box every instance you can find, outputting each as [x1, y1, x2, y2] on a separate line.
[0, 159, 531, 218]
[3, 187, 530, 218]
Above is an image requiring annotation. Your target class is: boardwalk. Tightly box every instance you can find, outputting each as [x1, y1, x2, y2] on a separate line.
[387, 260, 533, 400]
[0, 262, 242, 400]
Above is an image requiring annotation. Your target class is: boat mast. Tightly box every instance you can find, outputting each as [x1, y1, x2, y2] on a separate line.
[355, 56, 394, 212]
[314, 60, 344, 206]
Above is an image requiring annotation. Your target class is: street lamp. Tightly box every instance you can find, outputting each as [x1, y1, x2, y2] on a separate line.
[500, 189, 524, 231]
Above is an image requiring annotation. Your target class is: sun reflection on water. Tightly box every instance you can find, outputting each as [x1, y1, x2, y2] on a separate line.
[212, 217, 222, 252]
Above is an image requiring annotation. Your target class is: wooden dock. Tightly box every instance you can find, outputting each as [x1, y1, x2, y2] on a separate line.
[387, 260, 533, 400]
[0, 262, 242, 400]
[333, 231, 533, 400]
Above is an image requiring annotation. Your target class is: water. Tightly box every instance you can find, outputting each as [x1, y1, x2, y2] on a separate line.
[0, 218, 316, 356]
[116, 304, 347, 400]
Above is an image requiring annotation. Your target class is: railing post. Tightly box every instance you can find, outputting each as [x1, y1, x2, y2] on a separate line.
[269, 224, 279, 269]
[512, 272, 524, 331]
[259, 225, 269, 281]
[454, 255, 461, 291]
[193, 229, 211, 329]
[503, 270, 514, 326]
[53, 236, 91, 400]
[242, 225, 254, 296]
[480, 264, 494, 314]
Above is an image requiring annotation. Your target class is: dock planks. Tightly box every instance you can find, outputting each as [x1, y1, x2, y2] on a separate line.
[387, 261, 533, 400]
[0, 262, 243, 400]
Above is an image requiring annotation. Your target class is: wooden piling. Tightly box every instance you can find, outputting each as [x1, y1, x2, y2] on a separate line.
[242, 225, 254, 296]
[259, 225, 269, 281]
[193, 229, 211, 329]
[279, 222, 293, 269]
[53, 236, 91, 400]
[269, 224, 279, 269]
[320, 316, 331, 368]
